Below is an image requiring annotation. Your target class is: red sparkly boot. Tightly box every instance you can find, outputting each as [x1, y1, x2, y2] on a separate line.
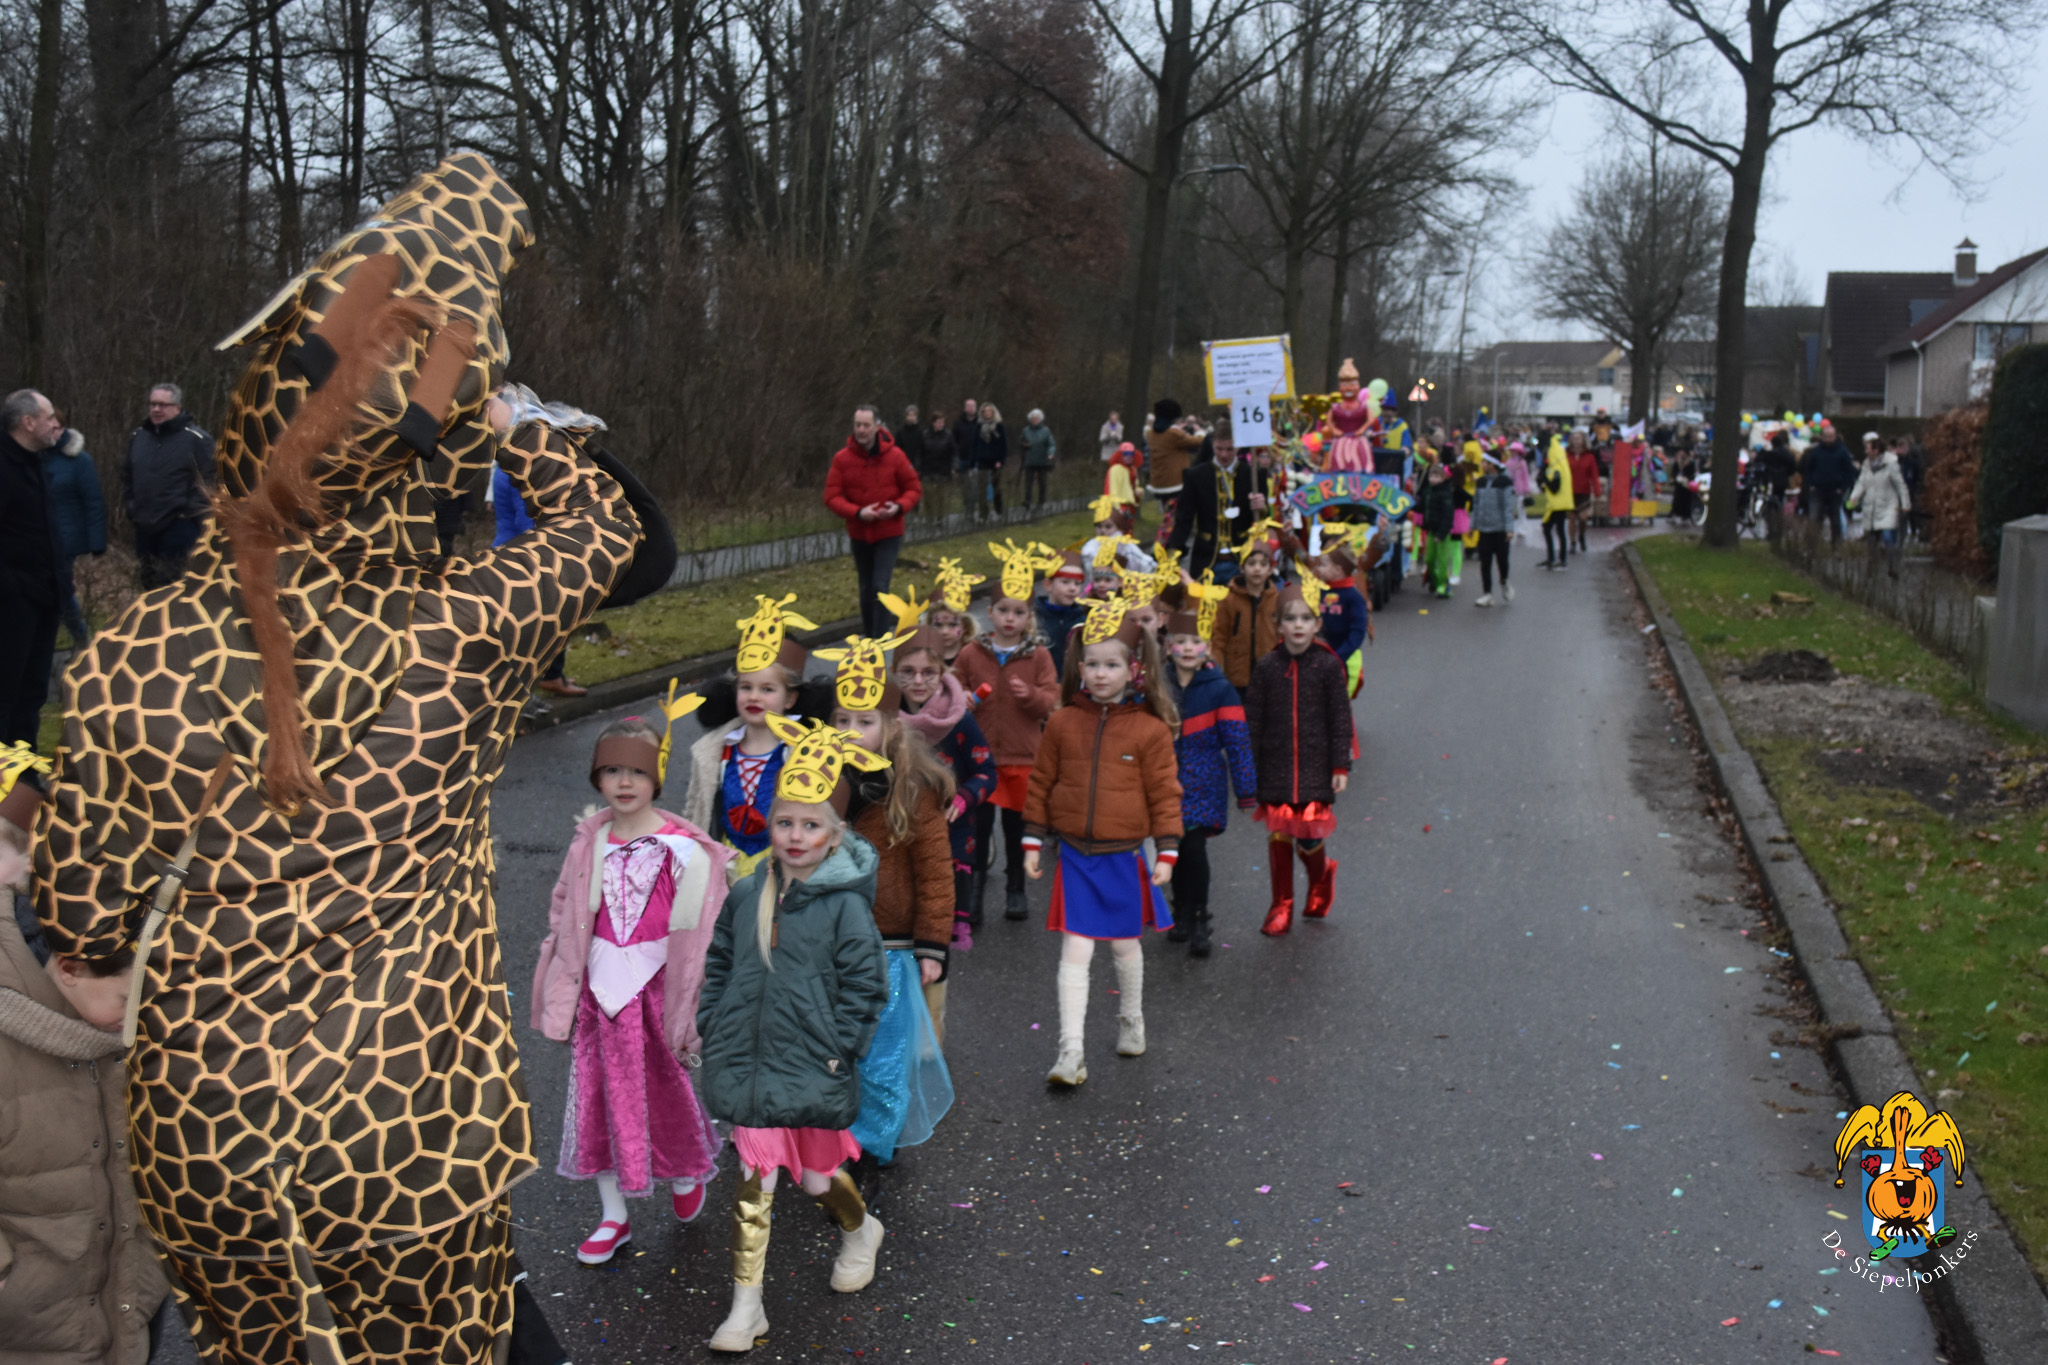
[1261, 839, 1295, 936]
[1300, 843, 1338, 919]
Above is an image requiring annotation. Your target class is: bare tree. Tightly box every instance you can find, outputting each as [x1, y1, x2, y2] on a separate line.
[1526, 144, 1723, 424]
[1510, 0, 2041, 545]
[1211, 0, 1513, 382]
[928, 0, 1296, 430]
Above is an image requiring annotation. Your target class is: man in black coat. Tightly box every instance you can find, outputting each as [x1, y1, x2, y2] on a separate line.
[0, 389, 65, 747]
[1166, 417, 1266, 582]
[1800, 421, 1858, 543]
[123, 381, 216, 588]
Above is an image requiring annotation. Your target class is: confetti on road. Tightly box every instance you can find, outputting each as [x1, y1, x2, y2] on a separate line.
[1292, 1303, 1313, 1312]
[1256, 1185, 1271, 1194]
[1672, 1188, 1684, 1197]
[1312, 1261, 1329, 1270]
[1226, 1238, 1243, 1247]
[1607, 1061, 1623, 1070]
[1812, 1305, 1830, 1317]
[1825, 1210, 1849, 1221]
[1143, 1316, 1168, 1324]
[951, 1202, 974, 1209]
[1768, 1300, 1783, 1309]
[1724, 966, 1743, 973]
[1467, 1224, 1491, 1231]
[1591, 1153, 1604, 1161]
[1721, 1317, 1741, 1326]
[1257, 1275, 1275, 1283]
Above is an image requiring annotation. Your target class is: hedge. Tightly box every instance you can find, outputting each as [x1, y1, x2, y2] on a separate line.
[1977, 342, 2048, 568]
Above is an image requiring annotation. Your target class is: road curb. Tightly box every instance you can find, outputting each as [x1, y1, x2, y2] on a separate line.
[1621, 542, 2048, 1365]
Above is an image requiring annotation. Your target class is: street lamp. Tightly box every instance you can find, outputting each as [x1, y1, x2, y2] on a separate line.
[1162, 163, 1253, 397]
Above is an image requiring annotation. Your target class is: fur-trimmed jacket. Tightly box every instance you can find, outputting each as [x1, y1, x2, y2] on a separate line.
[530, 806, 734, 1061]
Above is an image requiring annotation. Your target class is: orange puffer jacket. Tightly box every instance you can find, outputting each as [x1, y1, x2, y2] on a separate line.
[1022, 696, 1184, 854]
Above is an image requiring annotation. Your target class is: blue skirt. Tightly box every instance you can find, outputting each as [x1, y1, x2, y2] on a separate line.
[850, 950, 954, 1164]
[1045, 842, 1171, 939]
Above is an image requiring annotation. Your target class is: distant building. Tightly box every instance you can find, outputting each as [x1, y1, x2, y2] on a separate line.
[1877, 242, 2048, 416]
[1660, 307, 1823, 418]
[1468, 341, 1626, 421]
[1821, 250, 1966, 413]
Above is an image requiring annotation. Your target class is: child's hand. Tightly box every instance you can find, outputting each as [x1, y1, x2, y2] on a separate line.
[1151, 860, 1174, 887]
[1332, 771, 1349, 794]
[919, 957, 943, 986]
[1025, 849, 1042, 880]
[948, 794, 968, 822]
[1008, 675, 1031, 700]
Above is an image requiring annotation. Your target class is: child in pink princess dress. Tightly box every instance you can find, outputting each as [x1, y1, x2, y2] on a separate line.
[532, 715, 736, 1265]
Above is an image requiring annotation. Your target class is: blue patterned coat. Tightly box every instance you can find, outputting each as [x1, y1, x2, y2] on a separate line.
[1168, 662, 1258, 832]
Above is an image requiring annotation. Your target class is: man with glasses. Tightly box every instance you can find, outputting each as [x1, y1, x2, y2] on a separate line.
[123, 382, 215, 588]
[0, 389, 64, 746]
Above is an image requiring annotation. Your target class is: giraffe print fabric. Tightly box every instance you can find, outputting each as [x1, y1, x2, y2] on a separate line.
[32, 155, 643, 1362]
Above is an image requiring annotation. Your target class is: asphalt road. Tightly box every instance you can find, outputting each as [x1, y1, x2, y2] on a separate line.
[147, 528, 1946, 1363]
[468, 527, 1948, 1365]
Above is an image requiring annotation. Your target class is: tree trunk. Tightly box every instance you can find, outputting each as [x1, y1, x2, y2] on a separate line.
[1627, 341, 1653, 425]
[1703, 137, 1768, 547]
[1323, 218, 1353, 390]
[1120, 0, 1195, 442]
[21, 0, 63, 386]
[267, 7, 302, 270]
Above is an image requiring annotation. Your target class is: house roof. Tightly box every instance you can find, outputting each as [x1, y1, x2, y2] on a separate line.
[1875, 247, 2048, 357]
[1825, 272, 1956, 398]
[1470, 341, 1619, 370]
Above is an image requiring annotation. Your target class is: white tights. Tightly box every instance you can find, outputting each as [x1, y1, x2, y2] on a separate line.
[1057, 933, 1142, 1048]
[595, 1171, 707, 1224]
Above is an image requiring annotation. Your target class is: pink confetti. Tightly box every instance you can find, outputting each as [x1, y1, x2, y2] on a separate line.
[950, 1202, 973, 1208]
[1256, 1185, 1271, 1193]
[1257, 1275, 1274, 1283]
[1311, 1260, 1328, 1270]
[1591, 1153, 1604, 1161]
[1292, 1303, 1312, 1312]
[1467, 1223, 1491, 1231]
[1030, 1023, 1040, 1029]
[1720, 1317, 1741, 1326]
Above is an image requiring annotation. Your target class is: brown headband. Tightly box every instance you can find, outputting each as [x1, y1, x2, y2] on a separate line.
[590, 735, 663, 794]
[1165, 611, 1201, 637]
[0, 777, 41, 833]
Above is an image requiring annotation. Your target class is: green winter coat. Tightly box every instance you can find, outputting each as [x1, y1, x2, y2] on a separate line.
[695, 834, 889, 1130]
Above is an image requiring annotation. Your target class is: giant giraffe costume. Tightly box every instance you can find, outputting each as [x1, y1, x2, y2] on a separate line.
[32, 155, 670, 1364]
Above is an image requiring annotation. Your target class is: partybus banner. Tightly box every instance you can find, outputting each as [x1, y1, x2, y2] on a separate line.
[1286, 472, 1415, 520]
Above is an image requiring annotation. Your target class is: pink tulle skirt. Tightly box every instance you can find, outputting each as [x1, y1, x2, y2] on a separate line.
[731, 1125, 862, 1180]
[558, 969, 721, 1194]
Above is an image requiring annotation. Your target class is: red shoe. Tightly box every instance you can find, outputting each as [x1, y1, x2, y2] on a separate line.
[1301, 847, 1338, 919]
[673, 1184, 707, 1223]
[1261, 845, 1295, 936]
[536, 676, 589, 698]
[576, 1219, 631, 1264]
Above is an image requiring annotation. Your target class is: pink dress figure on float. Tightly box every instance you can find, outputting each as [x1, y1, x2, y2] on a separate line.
[1320, 357, 1380, 474]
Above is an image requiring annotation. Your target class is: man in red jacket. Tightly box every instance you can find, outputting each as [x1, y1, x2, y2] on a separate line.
[825, 403, 924, 635]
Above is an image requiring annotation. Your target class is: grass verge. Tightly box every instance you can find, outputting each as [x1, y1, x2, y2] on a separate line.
[1634, 534, 2048, 1276]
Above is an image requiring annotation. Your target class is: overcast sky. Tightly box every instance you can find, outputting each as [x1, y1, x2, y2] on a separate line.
[1473, 76, 2048, 345]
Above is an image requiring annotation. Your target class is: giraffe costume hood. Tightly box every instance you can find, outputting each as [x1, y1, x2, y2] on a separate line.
[33, 155, 664, 1363]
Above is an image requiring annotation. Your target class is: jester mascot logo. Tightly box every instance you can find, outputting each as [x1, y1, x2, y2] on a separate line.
[1832, 1091, 1965, 1261]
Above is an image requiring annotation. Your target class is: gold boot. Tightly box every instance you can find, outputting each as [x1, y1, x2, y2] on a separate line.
[816, 1169, 885, 1292]
[708, 1174, 773, 1352]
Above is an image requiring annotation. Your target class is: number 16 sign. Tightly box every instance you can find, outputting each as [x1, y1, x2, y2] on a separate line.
[1202, 335, 1295, 447]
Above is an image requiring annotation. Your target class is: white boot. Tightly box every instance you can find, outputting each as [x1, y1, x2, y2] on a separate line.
[1474, 593, 1493, 607]
[1503, 581, 1515, 602]
[709, 1284, 768, 1352]
[830, 1214, 886, 1292]
[1048, 960, 1089, 1085]
[1114, 949, 1145, 1056]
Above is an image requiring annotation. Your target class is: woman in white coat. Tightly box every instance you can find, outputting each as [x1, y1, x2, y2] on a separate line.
[1847, 436, 1912, 578]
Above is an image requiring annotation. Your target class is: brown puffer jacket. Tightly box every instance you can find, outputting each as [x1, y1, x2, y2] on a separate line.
[1023, 697, 1183, 854]
[951, 635, 1059, 769]
[1211, 580, 1280, 692]
[848, 779, 955, 975]
[1146, 423, 1202, 494]
[0, 913, 168, 1365]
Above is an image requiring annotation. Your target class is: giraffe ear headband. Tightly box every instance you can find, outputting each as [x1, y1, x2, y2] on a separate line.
[588, 680, 704, 796]
[1116, 563, 1163, 611]
[989, 539, 1060, 604]
[1089, 494, 1120, 524]
[764, 713, 891, 814]
[932, 558, 985, 613]
[875, 583, 931, 636]
[814, 630, 917, 713]
[0, 741, 52, 833]
[1188, 569, 1231, 642]
[736, 593, 818, 675]
[1078, 595, 1148, 652]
